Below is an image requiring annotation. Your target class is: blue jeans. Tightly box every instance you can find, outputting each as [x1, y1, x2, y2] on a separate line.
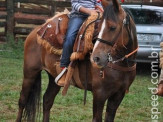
[60, 13, 88, 67]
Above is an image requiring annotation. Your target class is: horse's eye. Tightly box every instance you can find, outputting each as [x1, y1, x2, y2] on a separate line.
[110, 26, 116, 31]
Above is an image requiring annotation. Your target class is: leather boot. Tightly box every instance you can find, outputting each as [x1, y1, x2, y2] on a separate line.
[55, 67, 67, 87]
[57, 72, 67, 87]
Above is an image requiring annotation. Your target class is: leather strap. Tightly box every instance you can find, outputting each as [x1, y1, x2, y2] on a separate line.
[84, 56, 89, 105]
[97, 38, 114, 47]
[108, 62, 136, 72]
[72, 65, 84, 89]
[125, 47, 139, 58]
[97, 21, 123, 47]
[54, 18, 59, 35]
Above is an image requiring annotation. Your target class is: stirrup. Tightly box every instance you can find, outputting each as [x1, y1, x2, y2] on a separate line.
[55, 67, 68, 84]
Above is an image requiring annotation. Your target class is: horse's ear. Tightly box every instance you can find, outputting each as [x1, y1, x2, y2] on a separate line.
[112, 0, 120, 12]
[101, 0, 110, 9]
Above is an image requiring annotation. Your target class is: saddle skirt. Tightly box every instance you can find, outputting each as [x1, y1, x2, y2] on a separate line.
[37, 10, 69, 55]
[37, 10, 101, 60]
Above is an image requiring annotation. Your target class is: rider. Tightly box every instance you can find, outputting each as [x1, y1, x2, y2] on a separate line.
[55, 0, 103, 86]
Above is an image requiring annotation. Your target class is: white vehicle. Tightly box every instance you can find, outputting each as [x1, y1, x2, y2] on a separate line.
[122, 4, 163, 63]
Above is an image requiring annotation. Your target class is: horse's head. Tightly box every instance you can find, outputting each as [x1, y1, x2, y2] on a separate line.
[91, 0, 138, 68]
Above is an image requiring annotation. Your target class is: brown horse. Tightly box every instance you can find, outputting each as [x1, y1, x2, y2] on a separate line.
[16, 0, 138, 122]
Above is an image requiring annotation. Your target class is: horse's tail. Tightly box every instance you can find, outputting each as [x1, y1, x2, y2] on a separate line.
[23, 72, 41, 122]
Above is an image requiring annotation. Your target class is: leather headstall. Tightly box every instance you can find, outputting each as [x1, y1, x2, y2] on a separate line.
[97, 12, 138, 72]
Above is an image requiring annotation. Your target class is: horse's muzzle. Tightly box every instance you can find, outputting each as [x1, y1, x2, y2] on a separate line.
[93, 57, 100, 64]
[91, 53, 108, 68]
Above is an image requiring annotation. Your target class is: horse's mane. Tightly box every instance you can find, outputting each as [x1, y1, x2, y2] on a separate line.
[103, 4, 118, 22]
[123, 8, 134, 22]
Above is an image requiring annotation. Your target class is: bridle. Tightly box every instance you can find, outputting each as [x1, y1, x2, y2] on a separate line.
[95, 11, 139, 77]
[97, 22, 123, 47]
[97, 12, 138, 65]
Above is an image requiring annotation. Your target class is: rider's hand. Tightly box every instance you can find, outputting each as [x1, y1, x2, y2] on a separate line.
[95, 5, 104, 13]
[79, 7, 98, 15]
[88, 9, 98, 15]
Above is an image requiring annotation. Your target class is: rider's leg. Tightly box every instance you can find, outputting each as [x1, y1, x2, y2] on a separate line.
[55, 14, 87, 86]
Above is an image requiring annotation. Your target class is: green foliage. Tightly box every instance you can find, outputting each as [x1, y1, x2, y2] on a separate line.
[0, 36, 24, 59]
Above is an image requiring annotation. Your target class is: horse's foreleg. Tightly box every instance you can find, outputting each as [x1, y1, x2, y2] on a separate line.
[43, 73, 61, 122]
[104, 91, 125, 122]
[92, 90, 107, 122]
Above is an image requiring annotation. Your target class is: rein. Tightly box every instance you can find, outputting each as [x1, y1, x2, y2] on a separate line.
[81, 12, 101, 40]
[82, 12, 101, 105]
[110, 47, 139, 64]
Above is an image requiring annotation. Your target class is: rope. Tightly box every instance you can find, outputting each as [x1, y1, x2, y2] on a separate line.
[125, 47, 139, 58]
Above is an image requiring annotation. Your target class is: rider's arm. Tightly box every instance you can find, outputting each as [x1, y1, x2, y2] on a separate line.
[79, 7, 98, 15]
[71, 0, 98, 15]
[95, 0, 104, 12]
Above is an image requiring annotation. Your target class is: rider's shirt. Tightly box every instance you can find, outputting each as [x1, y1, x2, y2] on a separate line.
[71, 0, 102, 15]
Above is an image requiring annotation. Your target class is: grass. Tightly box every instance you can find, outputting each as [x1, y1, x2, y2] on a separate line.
[0, 40, 163, 122]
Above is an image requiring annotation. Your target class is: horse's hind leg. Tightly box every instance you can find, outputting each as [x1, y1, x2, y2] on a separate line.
[104, 91, 125, 122]
[16, 70, 41, 122]
[43, 72, 61, 122]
